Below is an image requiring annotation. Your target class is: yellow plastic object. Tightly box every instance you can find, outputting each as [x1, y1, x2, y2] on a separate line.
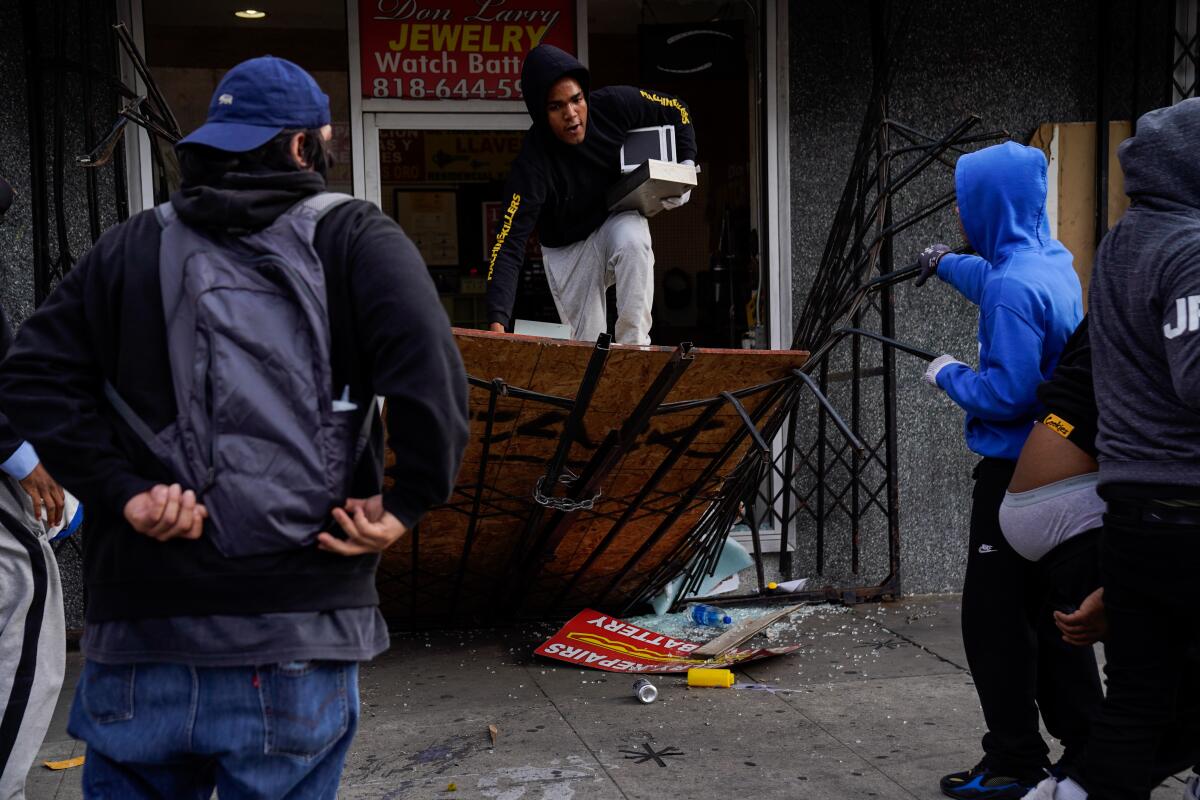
[43, 756, 85, 770]
[687, 668, 735, 688]
[767, 582, 778, 590]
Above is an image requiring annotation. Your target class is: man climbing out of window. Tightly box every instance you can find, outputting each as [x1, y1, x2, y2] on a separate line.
[486, 43, 697, 346]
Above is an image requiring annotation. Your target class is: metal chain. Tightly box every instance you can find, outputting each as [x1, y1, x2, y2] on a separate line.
[532, 475, 602, 512]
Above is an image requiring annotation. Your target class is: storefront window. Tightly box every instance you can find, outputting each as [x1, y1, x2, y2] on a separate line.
[141, 0, 354, 198]
[378, 128, 552, 328]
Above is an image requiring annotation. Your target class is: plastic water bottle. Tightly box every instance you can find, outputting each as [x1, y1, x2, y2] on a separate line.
[688, 603, 733, 627]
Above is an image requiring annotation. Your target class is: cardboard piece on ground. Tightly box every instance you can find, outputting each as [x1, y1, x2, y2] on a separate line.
[43, 756, 85, 770]
[534, 608, 799, 673]
[692, 603, 804, 658]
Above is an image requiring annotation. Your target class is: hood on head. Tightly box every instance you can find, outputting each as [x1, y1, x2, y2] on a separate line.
[954, 141, 1051, 264]
[1119, 98, 1200, 209]
[171, 170, 326, 234]
[521, 44, 589, 128]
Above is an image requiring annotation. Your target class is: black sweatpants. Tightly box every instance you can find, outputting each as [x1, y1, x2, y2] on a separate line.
[962, 457, 1103, 776]
[1072, 511, 1200, 800]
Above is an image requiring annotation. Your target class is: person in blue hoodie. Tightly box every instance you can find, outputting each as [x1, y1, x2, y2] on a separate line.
[915, 141, 1093, 800]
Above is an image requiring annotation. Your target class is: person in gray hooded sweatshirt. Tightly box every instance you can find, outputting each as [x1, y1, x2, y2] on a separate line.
[1026, 98, 1200, 800]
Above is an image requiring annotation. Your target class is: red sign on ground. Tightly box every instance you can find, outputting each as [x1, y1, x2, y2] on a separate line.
[359, 0, 577, 100]
[535, 609, 801, 674]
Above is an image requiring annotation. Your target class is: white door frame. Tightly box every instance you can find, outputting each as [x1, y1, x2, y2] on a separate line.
[764, 0, 791, 353]
[744, 0, 792, 554]
[115, 0, 154, 213]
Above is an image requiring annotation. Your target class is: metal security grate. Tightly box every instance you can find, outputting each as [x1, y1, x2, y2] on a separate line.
[1174, 0, 1199, 100]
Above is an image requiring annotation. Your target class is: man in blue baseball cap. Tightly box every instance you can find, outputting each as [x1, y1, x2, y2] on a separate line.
[178, 55, 332, 153]
[0, 56, 468, 798]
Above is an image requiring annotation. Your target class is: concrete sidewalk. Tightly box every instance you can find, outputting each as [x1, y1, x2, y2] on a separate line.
[25, 596, 1190, 799]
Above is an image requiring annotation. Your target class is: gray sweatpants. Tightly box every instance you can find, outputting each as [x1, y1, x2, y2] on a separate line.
[542, 210, 655, 346]
[0, 477, 65, 800]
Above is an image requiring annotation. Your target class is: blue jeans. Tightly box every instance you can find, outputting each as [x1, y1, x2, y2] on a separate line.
[68, 660, 359, 799]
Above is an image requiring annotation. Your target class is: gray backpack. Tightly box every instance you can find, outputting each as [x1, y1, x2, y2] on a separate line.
[106, 192, 377, 558]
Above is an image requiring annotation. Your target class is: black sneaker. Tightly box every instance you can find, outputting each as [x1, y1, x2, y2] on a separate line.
[940, 766, 1040, 799]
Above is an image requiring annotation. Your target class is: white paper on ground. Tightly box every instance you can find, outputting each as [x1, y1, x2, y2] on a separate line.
[647, 537, 755, 616]
[708, 574, 740, 595]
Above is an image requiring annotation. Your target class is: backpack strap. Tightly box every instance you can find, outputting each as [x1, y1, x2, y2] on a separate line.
[154, 201, 178, 229]
[104, 381, 160, 452]
[337, 397, 383, 499]
[287, 192, 356, 227]
[353, 398, 380, 465]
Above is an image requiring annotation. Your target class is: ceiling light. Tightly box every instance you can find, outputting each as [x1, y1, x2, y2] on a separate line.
[234, 9, 267, 19]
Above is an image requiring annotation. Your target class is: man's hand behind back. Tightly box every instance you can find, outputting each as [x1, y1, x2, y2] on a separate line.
[318, 494, 408, 556]
[124, 483, 207, 542]
[19, 462, 65, 527]
[1054, 587, 1107, 646]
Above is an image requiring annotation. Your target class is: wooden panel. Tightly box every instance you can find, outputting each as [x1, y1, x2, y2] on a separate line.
[377, 329, 807, 624]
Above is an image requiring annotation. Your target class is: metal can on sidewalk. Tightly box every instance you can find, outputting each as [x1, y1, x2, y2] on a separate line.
[632, 678, 658, 704]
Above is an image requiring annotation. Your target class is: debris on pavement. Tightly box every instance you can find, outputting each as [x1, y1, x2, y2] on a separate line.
[534, 608, 801, 673]
[692, 603, 805, 657]
[687, 667, 735, 688]
[632, 677, 658, 703]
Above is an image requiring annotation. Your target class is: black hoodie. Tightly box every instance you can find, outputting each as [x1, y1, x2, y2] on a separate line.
[1089, 98, 1200, 495]
[0, 169, 469, 622]
[485, 45, 698, 327]
[0, 305, 23, 465]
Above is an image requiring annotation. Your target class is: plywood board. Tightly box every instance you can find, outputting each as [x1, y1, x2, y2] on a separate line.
[1029, 121, 1132, 304]
[377, 330, 808, 624]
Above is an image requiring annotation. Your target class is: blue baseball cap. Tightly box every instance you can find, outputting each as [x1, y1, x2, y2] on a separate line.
[178, 56, 331, 153]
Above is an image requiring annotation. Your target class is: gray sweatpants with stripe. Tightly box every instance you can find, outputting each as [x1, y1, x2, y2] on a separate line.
[0, 477, 64, 800]
[542, 210, 655, 346]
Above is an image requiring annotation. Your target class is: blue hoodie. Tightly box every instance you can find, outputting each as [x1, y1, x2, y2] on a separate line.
[934, 141, 1083, 460]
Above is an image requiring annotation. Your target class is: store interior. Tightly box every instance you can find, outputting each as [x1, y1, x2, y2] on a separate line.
[142, 0, 764, 348]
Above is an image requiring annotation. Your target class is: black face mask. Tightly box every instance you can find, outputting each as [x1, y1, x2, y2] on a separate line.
[0, 177, 13, 221]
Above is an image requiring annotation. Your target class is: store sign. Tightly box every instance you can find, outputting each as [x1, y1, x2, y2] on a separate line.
[360, 0, 577, 100]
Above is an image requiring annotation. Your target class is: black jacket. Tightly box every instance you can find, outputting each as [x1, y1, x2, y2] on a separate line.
[0, 305, 23, 464]
[0, 169, 469, 622]
[1036, 316, 1097, 459]
[485, 44, 698, 327]
[1089, 98, 1200, 493]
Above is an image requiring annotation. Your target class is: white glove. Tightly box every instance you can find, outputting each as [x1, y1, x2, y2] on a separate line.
[661, 190, 690, 210]
[661, 159, 695, 211]
[922, 354, 965, 387]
